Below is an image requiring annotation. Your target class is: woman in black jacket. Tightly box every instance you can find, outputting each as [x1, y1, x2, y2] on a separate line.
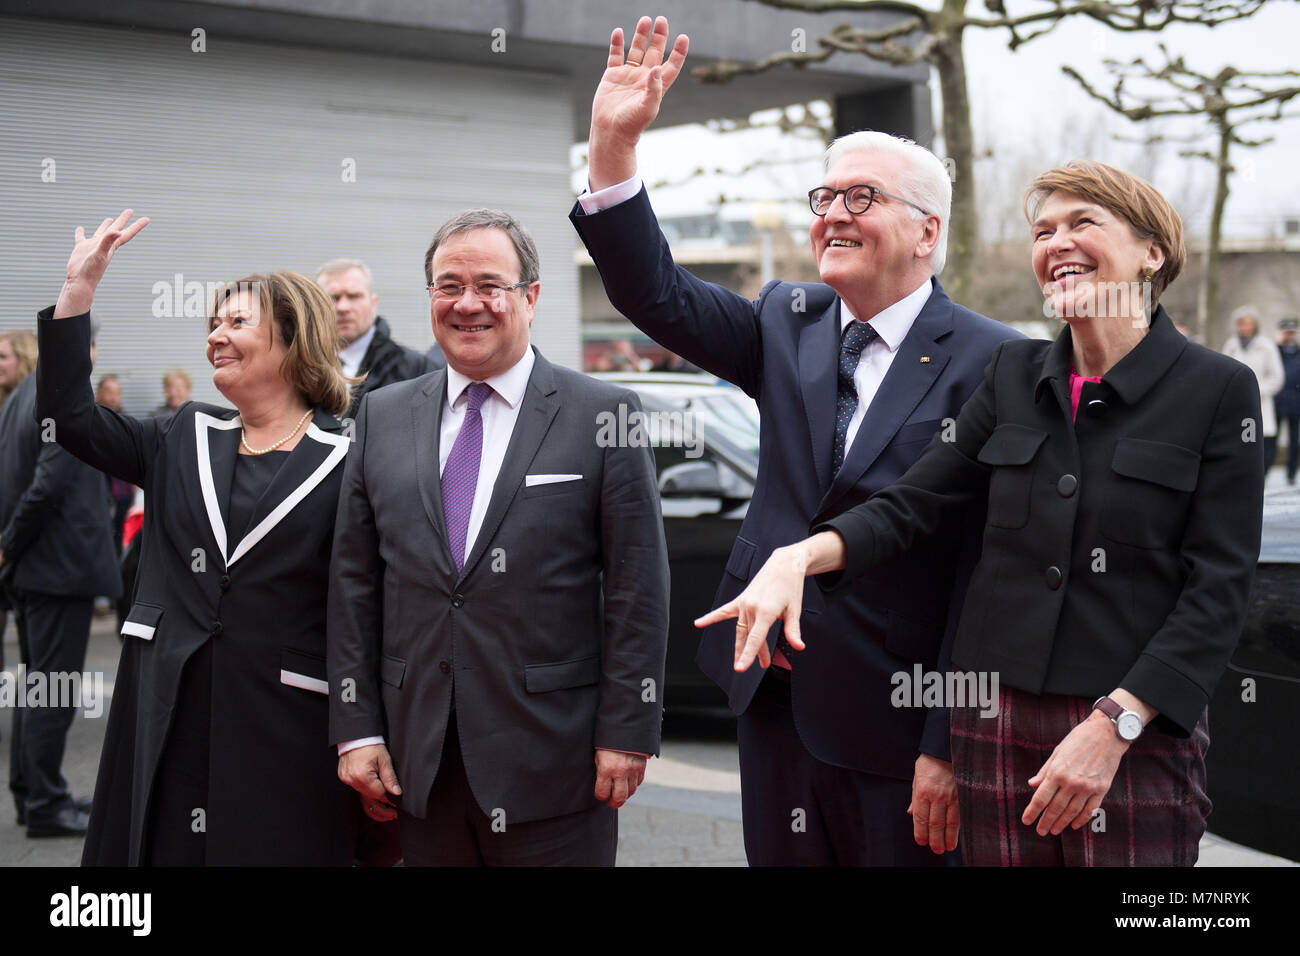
[702, 162, 1264, 866]
[39, 210, 361, 865]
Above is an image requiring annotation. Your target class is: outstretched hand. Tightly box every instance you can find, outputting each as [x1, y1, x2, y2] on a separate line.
[694, 543, 809, 672]
[588, 15, 689, 190]
[55, 209, 149, 318]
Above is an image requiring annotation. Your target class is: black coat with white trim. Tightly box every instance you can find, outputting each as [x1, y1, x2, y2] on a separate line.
[36, 308, 359, 866]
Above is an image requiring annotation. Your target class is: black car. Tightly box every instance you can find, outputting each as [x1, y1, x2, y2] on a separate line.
[1205, 488, 1300, 861]
[596, 372, 758, 714]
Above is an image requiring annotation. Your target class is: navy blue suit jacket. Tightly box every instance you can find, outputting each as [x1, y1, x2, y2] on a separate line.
[571, 187, 1022, 778]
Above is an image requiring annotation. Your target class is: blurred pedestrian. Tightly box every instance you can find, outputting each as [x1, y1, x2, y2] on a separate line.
[0, 330, 37, 409]
[0, 330, 39, 682]
[150, 368, 191, 422]
[1277, 317, 1300, 486]
[0, 314, 120, 838]
[93, 374, 121, 412]
[1223, 305, 1284, 479]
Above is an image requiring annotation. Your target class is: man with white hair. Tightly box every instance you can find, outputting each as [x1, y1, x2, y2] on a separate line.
[571, 16, 1020, 865]
[1223, 305, 1284, 481]
[316, 258, 436, 420]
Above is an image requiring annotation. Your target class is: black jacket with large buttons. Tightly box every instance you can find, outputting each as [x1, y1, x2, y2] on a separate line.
[820, 306, 1264, 737]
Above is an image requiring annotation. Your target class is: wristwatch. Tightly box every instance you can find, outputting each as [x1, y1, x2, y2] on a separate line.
[1093, 696, 1143, 742]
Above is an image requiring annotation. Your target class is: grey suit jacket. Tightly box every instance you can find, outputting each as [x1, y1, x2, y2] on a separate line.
[327, 347, 669, 824]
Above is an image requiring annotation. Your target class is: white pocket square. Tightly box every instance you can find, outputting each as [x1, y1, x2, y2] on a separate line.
[280, 669, 329, 695]
[525, 473, 583, 487]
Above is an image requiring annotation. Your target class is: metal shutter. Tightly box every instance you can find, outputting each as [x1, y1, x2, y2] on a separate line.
[0, 17, 579, 415]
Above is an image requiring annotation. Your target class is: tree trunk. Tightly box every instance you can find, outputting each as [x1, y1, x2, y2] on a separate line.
[1197, 115, 1231, 346]
[932, 1, 975, 303]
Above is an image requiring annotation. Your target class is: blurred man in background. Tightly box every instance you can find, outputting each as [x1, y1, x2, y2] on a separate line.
[316, 258, 435, 420]
[151, 368, 191, 423]
[0, 315, 120, 837]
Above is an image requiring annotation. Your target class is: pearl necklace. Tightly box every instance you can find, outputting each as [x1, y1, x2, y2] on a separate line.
[240, 408, 313, 455]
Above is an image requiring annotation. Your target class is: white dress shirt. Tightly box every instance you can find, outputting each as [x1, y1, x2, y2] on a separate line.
[838, 278, 933, 458]
[440, 347, 536, 557]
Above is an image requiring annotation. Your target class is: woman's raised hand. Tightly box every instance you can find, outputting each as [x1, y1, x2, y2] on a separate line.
[695, 543, 810, 672]
[55, 209, 149, 318]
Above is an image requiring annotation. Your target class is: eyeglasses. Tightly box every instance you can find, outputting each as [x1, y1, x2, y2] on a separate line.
[428, 280, 532, 301]
[808, 184, 932, 218]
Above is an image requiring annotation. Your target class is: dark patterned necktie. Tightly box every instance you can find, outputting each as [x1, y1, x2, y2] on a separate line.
[777, 320, 881, 670]
[442, 382, 491, 571]
[832, 320, 879, 473]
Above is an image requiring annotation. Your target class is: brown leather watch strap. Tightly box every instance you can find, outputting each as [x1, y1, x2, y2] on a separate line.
[1093, 696, 1123, 720]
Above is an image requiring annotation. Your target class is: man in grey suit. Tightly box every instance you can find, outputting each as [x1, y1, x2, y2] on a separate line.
[328, 209, 670, 866]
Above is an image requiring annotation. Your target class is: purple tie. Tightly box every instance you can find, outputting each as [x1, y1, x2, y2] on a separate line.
[442, 382, 491, 571]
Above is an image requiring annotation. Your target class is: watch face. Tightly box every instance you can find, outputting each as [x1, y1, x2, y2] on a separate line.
[1117, 713, 1143, 741]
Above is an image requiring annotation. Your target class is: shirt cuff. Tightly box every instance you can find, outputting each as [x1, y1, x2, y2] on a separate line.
[338, 735, 385, 756]
[578, 174, 643, 214]
[596, 747, 651, 758]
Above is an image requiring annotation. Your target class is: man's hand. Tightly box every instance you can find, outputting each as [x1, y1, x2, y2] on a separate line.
[1022, 711, 1128, 836]
[588, 15, 689, 190]
[908, 753, 959, 854]
[338, 743, 402, 822]
[594, 749, 646, 808]
[55, 209, 149, 319]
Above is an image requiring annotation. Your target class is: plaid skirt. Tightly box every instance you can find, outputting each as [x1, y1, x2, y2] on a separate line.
[949, 681, 1211, 866]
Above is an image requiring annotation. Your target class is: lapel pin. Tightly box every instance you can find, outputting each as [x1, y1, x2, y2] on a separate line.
[920, 356, 931, 363]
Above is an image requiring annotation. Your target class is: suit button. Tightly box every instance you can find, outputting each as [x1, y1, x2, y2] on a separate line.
[219, 575, 231, 591]
[451, 594, 464, 608]
[439, 660, 451, 674]
[1057, 474, 1078, 497]
[210, 620, 223, 636]
[1086, 399, 1108, 418]
[1045, 567, 1063, 590]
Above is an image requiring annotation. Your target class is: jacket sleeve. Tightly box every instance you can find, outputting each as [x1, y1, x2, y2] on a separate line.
[327, 393, 388, 745]
[570, 186, 765, 398]
[814, 344, 1005, 592]
[593, 389, 670, 756]
[1119, 364, 1264, 735]
[35, 308, 165, 488]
